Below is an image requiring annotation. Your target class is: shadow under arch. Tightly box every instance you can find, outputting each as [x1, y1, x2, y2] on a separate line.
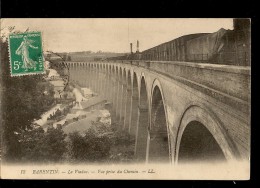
[129, 71, 139, 135]
[135, 76, 149, 162]
[148, 79, 171, 163]
[175, 105, 239, 164]
[124, 69, 132, 130]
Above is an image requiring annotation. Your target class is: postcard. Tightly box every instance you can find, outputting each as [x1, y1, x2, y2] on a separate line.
[0, 18, 251, 179]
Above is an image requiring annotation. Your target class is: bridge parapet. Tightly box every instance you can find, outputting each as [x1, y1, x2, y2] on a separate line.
[114, 60, 250, 114]
[139, 61, 151, 69]
[149, 61, 250, 100]
[67, 60, 250, 114]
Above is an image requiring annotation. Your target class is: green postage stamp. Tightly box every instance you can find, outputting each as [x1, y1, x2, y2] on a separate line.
[8, 32, 44, 76]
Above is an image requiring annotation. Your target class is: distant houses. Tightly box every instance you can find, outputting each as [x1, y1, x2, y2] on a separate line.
[72, 95, 107, 113]
[81, 87, 96, 98]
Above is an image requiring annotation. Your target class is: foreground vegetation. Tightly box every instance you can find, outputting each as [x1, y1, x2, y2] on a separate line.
[1, 30, 134, 164]
[1, 34, 56, 161]
[16, 121, 135, 164]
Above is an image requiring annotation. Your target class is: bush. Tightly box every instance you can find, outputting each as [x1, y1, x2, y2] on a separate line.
[68, 129, 111, 163]
[108, 130, 135, 163]
[1, 39, 55, 160]
[113, 130, 135, 146]
[20, 126, 67, 163]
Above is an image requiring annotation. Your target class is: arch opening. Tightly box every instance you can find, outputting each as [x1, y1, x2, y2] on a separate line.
[178, 121, 226, 164]
[135, 76, 149, 161]
[124, 70, 132, 131]
[127, 70, 131, 86]
[123, 69, 126, 83]
[149, 85, 170, 163]
[129, 72, 139, 135]
[118, 67, 123, 122]
[120, 69, 127, 123]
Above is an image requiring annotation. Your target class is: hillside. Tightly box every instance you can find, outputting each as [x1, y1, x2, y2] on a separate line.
[45, 51, 128, 61]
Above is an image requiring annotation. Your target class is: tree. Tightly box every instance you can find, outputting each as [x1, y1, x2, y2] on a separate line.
[19, 126, 67, 162]
[0, 32, 55, 161]
[67, 56, 72, 61]
[68, 129, 111, 163]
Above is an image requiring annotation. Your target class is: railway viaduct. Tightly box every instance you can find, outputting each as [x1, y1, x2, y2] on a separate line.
[66, 60, 250, 164]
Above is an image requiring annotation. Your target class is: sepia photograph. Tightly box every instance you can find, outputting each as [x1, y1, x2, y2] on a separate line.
[0, 18, 251, 180]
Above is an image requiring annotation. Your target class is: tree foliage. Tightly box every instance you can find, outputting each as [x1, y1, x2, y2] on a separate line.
[19, 126, 67, 162]
[1, 36, 55, 161]
[68, 129, 111, 163]
[108, 130, 135, 163]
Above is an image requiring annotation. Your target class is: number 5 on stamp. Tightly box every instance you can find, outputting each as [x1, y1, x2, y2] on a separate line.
[8, 32, 44, 76]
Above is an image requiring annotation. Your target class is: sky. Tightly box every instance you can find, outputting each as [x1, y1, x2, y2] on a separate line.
[1, 18, 233, 53]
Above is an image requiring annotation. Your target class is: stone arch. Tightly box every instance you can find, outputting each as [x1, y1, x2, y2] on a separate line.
[132, 71, 139, 99]
[116, 66, 124, 121]
[119, 67, 122, 80]
[124, 69, 132, 130]
[120, 68, 127, 122]
[127, 69, 132, 87]
[123, 68, 127, 83]
[116, 66, 118, 76]
[148, 79, 171, 163]
[175, 105, 238, 164]
[111, 65, 114, 74]
[129, 71, 139, 135]
[135, 76, 149, 161]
